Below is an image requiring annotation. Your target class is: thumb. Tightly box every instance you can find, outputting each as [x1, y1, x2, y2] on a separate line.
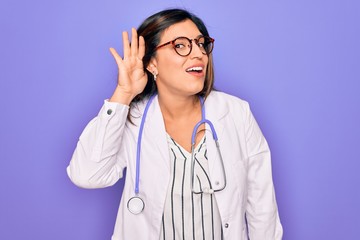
[109, 47, 124, 69]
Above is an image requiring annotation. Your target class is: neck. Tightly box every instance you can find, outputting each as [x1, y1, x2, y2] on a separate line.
[158, 93, 200, 120]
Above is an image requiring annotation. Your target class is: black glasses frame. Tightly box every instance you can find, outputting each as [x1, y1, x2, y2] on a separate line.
[155, 36, 215, 56]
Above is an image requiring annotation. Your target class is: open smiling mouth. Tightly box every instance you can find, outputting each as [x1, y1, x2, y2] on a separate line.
[186, 66, 203, 73]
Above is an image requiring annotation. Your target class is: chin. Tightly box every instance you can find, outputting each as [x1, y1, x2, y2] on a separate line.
[186, 84, 205, 96]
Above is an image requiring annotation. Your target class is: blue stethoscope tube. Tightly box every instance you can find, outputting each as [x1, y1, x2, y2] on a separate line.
[190, 96, 226, 194]
[135, 94, 156, 195]
[128, 94, 226, 214]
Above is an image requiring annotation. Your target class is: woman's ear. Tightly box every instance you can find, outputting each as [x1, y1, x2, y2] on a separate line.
[146, 58, 158, 75]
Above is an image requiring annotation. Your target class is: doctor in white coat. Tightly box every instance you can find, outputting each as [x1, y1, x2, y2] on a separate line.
[67, 8, 283, 240]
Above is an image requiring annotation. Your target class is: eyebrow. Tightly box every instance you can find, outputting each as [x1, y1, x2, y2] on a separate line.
[172, 34, 204, 40]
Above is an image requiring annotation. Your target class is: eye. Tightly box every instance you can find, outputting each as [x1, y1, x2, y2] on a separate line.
[174, 38, 190, 49]
[196, 37, 208, 49]
[197, 42, 205, 48]
[174, 43, 186, 49]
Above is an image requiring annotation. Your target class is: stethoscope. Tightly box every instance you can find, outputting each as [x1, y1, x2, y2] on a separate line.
[127, 94, 227, 214]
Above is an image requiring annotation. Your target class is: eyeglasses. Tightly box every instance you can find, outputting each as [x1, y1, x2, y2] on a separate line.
[155, 36, 215, 56]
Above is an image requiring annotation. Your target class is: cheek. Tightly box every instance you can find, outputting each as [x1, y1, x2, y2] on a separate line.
[157, 56, 186, 75]
[205, 59, 209, 71]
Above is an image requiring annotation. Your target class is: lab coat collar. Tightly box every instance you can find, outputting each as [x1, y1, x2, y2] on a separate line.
[139, 92, 230, 176]
[141, 95, 171, 171]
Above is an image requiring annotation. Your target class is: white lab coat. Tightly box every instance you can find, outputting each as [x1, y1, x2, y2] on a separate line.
[67, 91, 283, 240]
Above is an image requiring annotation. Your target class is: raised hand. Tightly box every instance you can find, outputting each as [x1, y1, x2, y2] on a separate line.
[109, 28, 147, 105]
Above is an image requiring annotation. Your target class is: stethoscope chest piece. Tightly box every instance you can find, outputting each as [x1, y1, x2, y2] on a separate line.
[127, 196, 145, 214]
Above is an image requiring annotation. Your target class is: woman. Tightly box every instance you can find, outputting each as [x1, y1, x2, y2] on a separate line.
[67, 8, 283, 240]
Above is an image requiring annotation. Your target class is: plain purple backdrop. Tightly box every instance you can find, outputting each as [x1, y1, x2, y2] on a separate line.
[0, 0, 359, 239]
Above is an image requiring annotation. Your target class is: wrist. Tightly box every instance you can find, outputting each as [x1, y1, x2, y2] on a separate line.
[109, 86, 136, 105]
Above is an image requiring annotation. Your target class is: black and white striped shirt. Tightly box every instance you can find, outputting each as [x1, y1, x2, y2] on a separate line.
[160, 134, 223, 240]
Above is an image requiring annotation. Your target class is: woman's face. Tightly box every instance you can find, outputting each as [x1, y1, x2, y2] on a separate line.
[151, 19, 209, 98]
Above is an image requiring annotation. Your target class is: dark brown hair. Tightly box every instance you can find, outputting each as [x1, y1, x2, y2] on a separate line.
[132, 8, 215, 104]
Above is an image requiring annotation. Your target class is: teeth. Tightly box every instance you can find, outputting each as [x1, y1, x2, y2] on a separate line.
[186, 66, 203, 72]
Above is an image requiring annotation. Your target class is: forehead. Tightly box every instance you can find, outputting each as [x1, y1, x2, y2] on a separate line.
[160, 19, 202, 41]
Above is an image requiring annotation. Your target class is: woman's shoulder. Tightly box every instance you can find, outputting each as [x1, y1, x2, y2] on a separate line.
[207, 90, 250, 111]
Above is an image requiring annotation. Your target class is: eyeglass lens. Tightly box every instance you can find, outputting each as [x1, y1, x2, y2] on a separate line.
[174, 36, 213, 56]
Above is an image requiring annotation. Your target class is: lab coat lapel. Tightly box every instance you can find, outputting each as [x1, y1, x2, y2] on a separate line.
[143, 96, 170, 171]
[204, 93, 228, 186]
[138, 93, 228, 182]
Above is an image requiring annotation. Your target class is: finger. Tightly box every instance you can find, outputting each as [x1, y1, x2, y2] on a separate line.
[138, 36, 145, 59]
[130, 28, 138, 57]
[122, 31, 130, 59]
[109, 47, 123, 68]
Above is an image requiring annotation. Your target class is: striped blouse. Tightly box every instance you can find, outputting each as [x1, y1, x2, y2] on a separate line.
[159, 134, 223, 240]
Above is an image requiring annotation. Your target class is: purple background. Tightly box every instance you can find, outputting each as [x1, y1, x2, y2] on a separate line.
[1, 0, 359, 239]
